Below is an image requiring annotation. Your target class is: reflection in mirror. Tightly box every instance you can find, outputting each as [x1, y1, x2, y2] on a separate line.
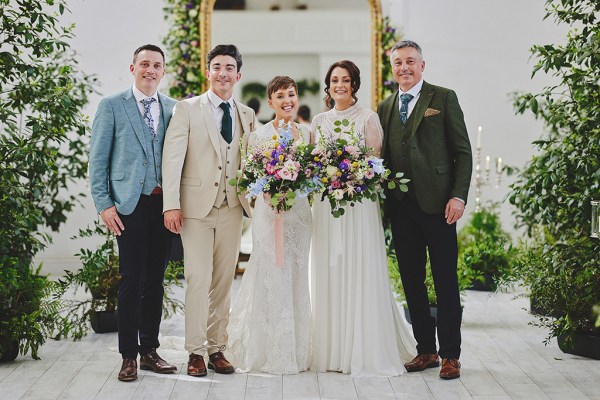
[200, 0, 382, 115]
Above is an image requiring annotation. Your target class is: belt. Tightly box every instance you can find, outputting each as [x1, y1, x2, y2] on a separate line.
[151, 186, 162, 195]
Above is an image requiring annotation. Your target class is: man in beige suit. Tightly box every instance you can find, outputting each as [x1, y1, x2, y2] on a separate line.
[162, 44, 255, 377]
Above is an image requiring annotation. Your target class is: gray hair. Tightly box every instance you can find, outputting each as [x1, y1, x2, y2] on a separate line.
[390, 40, 423, 59]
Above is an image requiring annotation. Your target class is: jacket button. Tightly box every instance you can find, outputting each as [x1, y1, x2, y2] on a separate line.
[218, 166, 222, 170]
[214, 182, 218, 187]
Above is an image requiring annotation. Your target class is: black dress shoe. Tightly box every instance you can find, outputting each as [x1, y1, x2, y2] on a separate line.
[140, 350, 177, 374]
[118, 358, 138, 382]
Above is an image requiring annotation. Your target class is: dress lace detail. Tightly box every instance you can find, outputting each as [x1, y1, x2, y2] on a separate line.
[310, 104, 417, 377]
[226, 122, 312, 374]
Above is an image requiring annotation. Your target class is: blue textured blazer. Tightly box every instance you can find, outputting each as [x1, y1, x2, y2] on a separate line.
[89, 88, 176, 215]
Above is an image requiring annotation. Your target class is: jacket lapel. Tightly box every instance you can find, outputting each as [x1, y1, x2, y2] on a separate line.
[411, 81, 435, 138]
[122, 89, 148, 157]
[381, 91, 399, 160]
[199, 93, 222, 161]
[234, 99, 252, 135]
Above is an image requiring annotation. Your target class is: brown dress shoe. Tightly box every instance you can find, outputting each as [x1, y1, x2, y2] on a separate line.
[208, 351, 235, 374]
[439, 358, 461, 380]
[187, 354, 207, 377]
[118, 358, 138, 382]
[140, 350, 177, 374]
[404, 353, 440, 372]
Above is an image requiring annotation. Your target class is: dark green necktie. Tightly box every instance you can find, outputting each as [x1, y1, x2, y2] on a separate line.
[219, 102, 232, 143]
[399, 93, 414, 123]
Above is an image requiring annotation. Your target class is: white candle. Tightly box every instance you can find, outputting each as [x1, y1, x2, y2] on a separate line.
[477, 126, 482, 148]
[497, 157, 503, 173]
[485, 155, 490, 171]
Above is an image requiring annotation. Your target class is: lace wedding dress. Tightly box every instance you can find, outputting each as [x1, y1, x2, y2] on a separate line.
[310, 104, 417, 377]
[226, 122, 312, 374]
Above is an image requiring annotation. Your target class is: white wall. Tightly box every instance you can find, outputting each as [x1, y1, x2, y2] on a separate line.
[36, 0, 569, 274]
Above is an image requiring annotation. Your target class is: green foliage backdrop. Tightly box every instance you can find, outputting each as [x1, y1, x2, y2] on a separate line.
[509, 0, 599, 341]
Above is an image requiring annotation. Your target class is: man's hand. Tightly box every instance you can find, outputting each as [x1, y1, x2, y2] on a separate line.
[100, 206, 125, 236]
[445, 198, 465, 225]
[164, 209, 183, 234]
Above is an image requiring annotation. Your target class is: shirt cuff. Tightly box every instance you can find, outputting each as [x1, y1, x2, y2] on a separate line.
[452, 197, 465, 204]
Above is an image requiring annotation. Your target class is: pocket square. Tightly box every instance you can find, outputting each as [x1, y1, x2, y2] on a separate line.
[424, 108, 441, 117]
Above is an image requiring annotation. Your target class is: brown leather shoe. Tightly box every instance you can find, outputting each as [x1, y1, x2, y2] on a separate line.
[140, 350, 177, 374]
[439, 358, 461, 380]
[118, 358, 138, 382]
[187, 354, 207, 377]
[404, 353, 440, 372]
[208, 351, 234, 374]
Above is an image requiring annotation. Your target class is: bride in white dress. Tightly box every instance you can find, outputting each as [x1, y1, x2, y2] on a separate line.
[310, 60, 417, 377]
[226, 76, 311, 374]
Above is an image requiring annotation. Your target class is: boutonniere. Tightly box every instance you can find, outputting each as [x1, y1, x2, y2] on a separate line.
[424, 108, 441, 117]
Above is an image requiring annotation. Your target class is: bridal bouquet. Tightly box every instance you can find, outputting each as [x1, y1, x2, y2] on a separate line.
[314, 118, 409, 218]
[231, 120, 323, 213]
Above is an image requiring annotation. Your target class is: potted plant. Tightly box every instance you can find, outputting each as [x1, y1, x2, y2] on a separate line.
[457, 202, 516, 291]
[0, 261, 70, 361]
[508, 0, 599, 359]
[58, 222, 185, 336]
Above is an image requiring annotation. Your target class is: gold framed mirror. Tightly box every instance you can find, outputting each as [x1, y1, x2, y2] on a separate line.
[199, 0, 383, 110]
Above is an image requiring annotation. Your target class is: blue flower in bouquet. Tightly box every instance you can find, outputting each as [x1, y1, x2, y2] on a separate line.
[369, 158, 386, 175]
[246, 177, 269, 199]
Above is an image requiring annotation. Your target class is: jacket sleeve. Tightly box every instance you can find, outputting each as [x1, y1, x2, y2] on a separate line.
[89, 98, 116, 214]
[162, 100, 191, 212]
[444, 90, 473, 203]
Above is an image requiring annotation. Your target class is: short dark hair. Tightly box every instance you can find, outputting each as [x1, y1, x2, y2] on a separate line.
[206, 44, 243, 71]
[133, 44, 165, 64]
[266, 76, 298, 99]
[247, 97, 260, 113]
[297, 105, 311, 121]
[390, 40, 423, 58]
[324, 60, 361, 110]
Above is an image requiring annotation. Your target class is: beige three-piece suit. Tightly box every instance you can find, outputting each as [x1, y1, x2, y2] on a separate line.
[162, 92, 255, 355]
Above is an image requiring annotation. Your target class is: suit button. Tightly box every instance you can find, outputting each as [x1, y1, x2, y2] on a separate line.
[227, 161, 230, 164]
[144, 161, 147, 165]
[218, 166, 222, 170]
[402, 141, 407, 145]
[402, 156, 407, 160]
[223, 190, 226, 193]
[214, 183, 218, 187]
[227, 146, 231, 150]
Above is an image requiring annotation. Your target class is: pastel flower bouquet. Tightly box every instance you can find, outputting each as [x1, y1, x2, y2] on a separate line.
[230, 121, 323, 213]
[314, 118, 409, 218]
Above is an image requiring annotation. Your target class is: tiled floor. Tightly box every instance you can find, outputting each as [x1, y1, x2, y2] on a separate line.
[1, 284, 599, 400]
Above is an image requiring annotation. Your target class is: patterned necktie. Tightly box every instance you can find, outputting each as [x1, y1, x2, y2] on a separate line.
[140, 97, 156, 136]
[399, 93, 414, 123]
[219, 102, 232, 144]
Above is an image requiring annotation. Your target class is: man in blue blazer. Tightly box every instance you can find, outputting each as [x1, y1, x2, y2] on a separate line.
[378, 40, 472, 380]
[89, 44, 177, 382]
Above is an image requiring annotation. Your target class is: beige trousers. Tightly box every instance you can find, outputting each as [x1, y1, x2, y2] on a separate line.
[180, 203, 243, 356]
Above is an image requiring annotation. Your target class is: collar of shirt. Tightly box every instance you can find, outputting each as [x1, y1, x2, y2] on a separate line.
[132, 85, 159, 104]
[207, 89, 234, 110]
[399, 79, 424, 119]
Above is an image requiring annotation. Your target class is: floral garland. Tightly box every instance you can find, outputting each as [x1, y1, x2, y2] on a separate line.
[380, 16, 402, 101]
[162, 1, 401, 101]
[163, 0, 204, 99]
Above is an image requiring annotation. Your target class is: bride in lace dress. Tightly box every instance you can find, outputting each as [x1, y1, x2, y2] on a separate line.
[226, 76, 311, 374]
[310, 61, 417, 377]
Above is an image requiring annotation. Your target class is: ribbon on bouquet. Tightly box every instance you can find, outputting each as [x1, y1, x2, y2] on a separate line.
[274, 211, 284, 268]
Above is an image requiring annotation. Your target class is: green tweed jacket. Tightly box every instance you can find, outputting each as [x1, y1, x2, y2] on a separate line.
[378, 81, 473, 214]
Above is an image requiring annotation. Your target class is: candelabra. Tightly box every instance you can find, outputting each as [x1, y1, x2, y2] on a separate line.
[592, 200, 599, 239]
[472, 126, 503, 212]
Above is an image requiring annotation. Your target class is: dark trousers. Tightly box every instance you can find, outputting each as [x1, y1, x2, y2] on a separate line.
[115, 194, 174, 359]
[389, 196, 462, 359]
